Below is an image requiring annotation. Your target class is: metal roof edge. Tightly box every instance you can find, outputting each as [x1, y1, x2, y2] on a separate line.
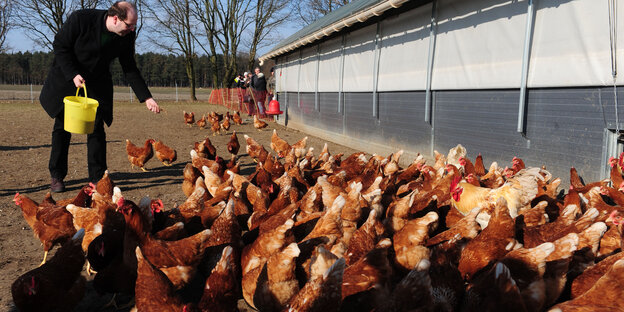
[259, 0, 411, 62]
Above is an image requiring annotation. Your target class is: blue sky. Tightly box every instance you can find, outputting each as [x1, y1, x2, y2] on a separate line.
[5, 23, 301, 56]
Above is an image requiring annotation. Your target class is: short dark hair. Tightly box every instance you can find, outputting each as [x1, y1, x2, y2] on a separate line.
[107, 1, 137, 20]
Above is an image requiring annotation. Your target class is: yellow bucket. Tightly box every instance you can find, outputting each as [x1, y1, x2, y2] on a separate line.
[63, 85, 99, 134]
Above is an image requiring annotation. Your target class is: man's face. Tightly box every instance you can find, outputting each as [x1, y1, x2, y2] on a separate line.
[255, 68, 260, 75]
[113, 9, 137, 36]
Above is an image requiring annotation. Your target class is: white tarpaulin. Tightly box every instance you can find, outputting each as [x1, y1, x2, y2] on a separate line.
[276, 56, 286, 93]
[318, 36, 343, 92]
[276, 0, 623, 92]
[432, 0, 527, 89]
[284, 53, 300, 91]
[377, 3, 432, 91]
[299, 46, 318, 92]
[343, 24, 377, 92]
[529, 0, 624, 87]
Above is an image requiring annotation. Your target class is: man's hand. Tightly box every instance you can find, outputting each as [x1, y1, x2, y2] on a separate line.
[73, 75, 85, 88]
[145, 98, 160, 113]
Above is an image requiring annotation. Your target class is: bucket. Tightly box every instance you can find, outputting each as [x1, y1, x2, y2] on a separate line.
[63, 85, 99, 134]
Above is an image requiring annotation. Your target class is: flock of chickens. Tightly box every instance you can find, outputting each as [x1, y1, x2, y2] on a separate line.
[185, 110, 268, 135]
[124, 109, 270, 173]
[10, 112, 624, 311]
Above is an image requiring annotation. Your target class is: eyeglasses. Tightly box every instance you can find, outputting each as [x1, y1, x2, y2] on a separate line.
[120, 19, 137, 29]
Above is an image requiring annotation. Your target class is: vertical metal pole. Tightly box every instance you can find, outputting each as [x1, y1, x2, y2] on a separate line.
[340, 34, 347, 135]
[30, 84, 33, 103]
[129, 86, 132, 102]
[517, 0, 536, 133]
[425, 0, 437, 124]
[339, 34, 346, 115]
[315, 44, 320, 111]
[298, 50, 302, 108]
[373, 22, 382, 119]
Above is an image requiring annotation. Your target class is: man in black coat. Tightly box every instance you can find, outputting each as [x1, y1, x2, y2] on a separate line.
[40, 1, 160, 192]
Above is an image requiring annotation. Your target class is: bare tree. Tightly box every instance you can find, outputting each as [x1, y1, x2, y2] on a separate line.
[190, 0, 220, 87]
[192, 0, 253, 88]
[70, 0, 102, 10]
[133, 0, 147, 39]
[0, 0, 12, 52]
[295, 0, 350, 25]
[14, 0, 102, 51]
[14, 0, 68, 50]
[146, 0, 198, 100]
[246, 0, 290, 71]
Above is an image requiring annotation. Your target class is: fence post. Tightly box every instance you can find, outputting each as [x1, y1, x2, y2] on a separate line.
[175, 81, 179, 102]
[30, 84, 33, 103]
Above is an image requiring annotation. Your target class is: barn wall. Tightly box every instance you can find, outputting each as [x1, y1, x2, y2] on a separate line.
[277, 87, 622, 183]
[271, 0, 624, 183]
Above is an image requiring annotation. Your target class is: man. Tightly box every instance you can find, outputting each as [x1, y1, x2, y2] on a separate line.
[250, 67, 267, 117]
[40, 1, 160, 192]
[267, 67, 276, 100]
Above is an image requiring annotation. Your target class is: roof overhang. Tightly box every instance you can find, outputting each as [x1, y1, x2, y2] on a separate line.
[259, 0, 411, 63]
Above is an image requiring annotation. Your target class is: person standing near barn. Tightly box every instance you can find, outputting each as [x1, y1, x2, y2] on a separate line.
[267, 67, 276, 100]
[250, 67, 268, 118]
[40, 1, 160, 192]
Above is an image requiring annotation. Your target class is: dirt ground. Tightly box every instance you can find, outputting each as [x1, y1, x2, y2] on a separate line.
[0, 100, 360, 311]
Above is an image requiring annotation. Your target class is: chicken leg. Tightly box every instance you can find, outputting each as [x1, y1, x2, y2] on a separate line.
[39, 250, 48, 267]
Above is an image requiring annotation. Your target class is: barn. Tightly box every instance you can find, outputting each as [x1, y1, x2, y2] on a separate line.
[259, 0, 623, 182]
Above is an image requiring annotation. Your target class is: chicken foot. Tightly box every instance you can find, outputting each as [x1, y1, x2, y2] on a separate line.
[39, 250, 48, 267]
[86, 261, 97, 275]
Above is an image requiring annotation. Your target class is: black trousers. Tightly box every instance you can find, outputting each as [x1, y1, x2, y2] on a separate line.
[48, 111, 107, 183]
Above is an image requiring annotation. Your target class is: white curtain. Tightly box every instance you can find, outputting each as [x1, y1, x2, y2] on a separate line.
[299, 46, 318, 92]
[276, 56, 286, 92]
[529, 0, 624, 87]
[343, 24, 377, 92]
[318, 36, 343, 92]
[431, 0, 527, 89]
[284, 53, 300, 91]
[377, 3, 432, 91]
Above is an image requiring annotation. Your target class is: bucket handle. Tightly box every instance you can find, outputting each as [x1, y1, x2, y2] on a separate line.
[75, 84, 88, 107]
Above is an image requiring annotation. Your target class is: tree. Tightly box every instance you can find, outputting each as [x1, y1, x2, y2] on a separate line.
[14, 0, 102, 51]
[246, 0, 291, 71]
[70, 0, 103, 10]
[192, 0, 253, 88]
[295, 0, 351, 25]
[14, 0, 68, 50]
[145, 0, 198, 100]
[0, 0, 11, 53]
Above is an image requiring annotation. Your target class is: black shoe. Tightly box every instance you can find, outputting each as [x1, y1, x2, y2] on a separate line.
[51, 178, 65, 193]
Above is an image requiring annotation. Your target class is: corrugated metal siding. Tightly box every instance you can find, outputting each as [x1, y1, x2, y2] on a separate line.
[344, 93, 380, 141]
[433, 89, 613, 182]
[599, 86, 624, 130]
[524, 88, 611, 182]
[318, 93, 344, 134]
[433, 90, 524, 164]
[283, 92, 302, 125]
[281, 88, 621, 183]
[298, 93, 320, 128]
[378, 92, 431, 152]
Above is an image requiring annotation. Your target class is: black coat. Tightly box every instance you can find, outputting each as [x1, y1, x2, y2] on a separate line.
[251, 73, 267, 92]
[40, 9, 152, 126]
